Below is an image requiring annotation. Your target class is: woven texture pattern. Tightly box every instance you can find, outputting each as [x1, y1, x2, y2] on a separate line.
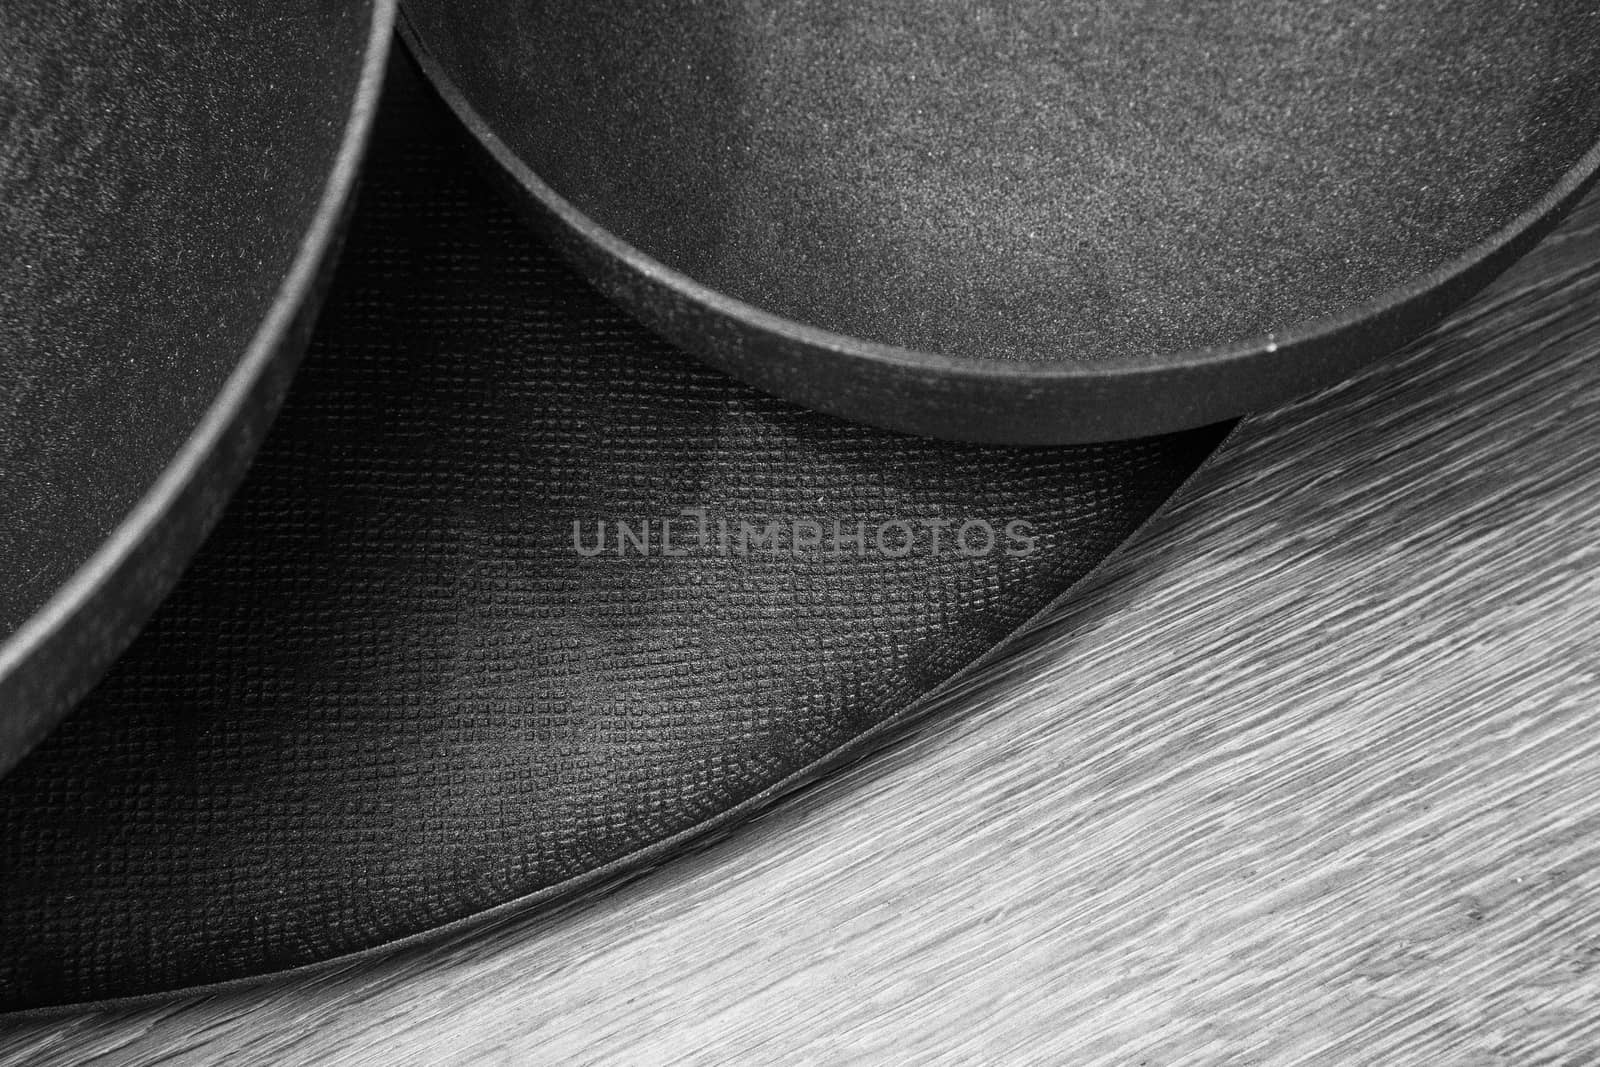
[0, 62, 1225, 1011]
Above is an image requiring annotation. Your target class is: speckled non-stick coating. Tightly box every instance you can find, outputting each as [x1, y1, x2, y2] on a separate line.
[409, 0, 1600, 364]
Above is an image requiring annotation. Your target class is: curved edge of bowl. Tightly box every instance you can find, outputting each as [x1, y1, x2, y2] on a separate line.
[400, 8, 1600, 445]
[0, 0, 400, 778]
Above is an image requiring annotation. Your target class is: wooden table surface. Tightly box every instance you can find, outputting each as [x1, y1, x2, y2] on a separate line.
[2, 186, 1598, 1065]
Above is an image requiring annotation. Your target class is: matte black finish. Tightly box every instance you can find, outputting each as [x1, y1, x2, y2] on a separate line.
[0, 67, 1228, 1011]
[402, 0, 1600, 444]
[0, 0, 396, 774]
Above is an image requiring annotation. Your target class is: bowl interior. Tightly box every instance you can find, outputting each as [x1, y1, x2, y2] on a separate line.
[0, 0, 376, 636]
[409, 0, 1600, 366]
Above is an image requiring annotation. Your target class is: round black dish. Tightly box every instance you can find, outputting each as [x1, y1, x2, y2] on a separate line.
[0, 62, 1231, 1010]
[401, 0, 1600, 444]
[0, 0, 396, 775]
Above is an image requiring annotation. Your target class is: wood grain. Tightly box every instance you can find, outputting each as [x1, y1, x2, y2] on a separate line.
[2, 187, 1598, 1066]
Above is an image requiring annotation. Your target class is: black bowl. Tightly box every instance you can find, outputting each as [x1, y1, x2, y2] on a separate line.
[0, 0, 396, 775]
[402, 0, 1600, 444]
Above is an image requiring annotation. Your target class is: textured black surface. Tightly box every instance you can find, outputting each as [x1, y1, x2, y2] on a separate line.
[0, 62, 1227, 1012]
[403, 0, 1600, 443]
[407, 0, 1600, 363]
[0, 0, 391, 774]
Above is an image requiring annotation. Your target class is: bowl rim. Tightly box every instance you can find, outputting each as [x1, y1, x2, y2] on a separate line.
[0, 0, 399, 760]
[400, 6, 1600, 388]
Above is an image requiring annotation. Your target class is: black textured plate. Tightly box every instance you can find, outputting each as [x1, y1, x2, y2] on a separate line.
[0, 61, 1230, 1012]
[0, 0, 396, 775]
[401, 0, 1600, 444]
